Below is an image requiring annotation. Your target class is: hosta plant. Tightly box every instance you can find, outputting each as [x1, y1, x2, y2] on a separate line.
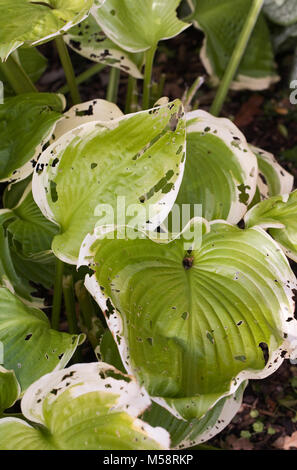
[0, 0, 296, 452]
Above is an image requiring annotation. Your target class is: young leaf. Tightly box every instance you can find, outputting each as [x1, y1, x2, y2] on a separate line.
[251, 145, 294, 203]
[0, 363, 170, 450]
[0, 366, 21, 415]
[174, 110, 258, 224]
[0, 93, 65, 183]
[65, 14, 144, 78]
[80, 219, 297, 421]
[0, 0, 97, 61]
[188, 0, 279, 90]
[32, 100, 187, 264]
[0, 287, 84, 391]
[245, 190, 297, 262]
[92, 0, 190, 52]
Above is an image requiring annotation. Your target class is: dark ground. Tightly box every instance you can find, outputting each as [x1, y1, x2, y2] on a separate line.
[35, 26, 297, 450]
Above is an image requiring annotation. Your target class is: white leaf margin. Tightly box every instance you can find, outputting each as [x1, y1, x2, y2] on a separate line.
[186, 110, 258, 224]
[20, 361, 170, 449]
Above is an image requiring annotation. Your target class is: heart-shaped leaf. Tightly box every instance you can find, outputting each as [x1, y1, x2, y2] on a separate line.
[0, 362, 170, 450]
[0, 0, 97, 61]
[92, 0, 190, 52]
[174, 110, 258, 224]
[79, 219, 297, 421]
[32, 100, 187, 264]
[0, 287, 84, 391]
[245, 190, 297, 262]
[65, 14, 144, 78]
[188, 0, 279, 90]
[0, 366, 20, 415]
[0, 92, 65, 183]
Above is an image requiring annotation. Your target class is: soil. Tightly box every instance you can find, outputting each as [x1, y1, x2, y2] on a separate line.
[35, 26, 297, 451]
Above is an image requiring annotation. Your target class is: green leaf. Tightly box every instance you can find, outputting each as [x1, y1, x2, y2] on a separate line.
[245, 190, 297, 262]
[92, 0, 190, 52]
[80, 219, 297, 422]
[65, 14, 144, 78]
[188, 0, 279, 90]
[2, 183, 59, 261]
[0, 92, 65, 183]
[0, 0, 96, 61]
[0, 366, 20, 415]
[0, 363, 170, 450]
[0, 287, 84, 391]
[251, 145, 294, 203]
[143, 381, 247, 448]
[173, 110, 258, 224]
[263, 0, 297, 26]
[32, 100, 187, 264]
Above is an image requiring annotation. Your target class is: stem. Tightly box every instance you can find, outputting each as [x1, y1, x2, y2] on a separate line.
[51, 259, 64, 330]
[0, 53, 37, 94]
[55, 36, 81, 105]
[75, 281, 105, 350]
[106, 67, 120, 103]
[62, 275, 79, 334]
[58, 63, 106, 95]
[210, 0, 264, 116]
[142, 45, 157, 109]
[125, 76, 136, 114]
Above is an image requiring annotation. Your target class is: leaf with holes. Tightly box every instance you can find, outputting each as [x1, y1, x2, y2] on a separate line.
[0, 93, 65, 183]
[250, 145, 294, 206]
[0, 287, 84, 391]
[188, 0, 279, 90]
[32, 100, 187, 264]
[65, 14, 144, 78]
[0, 362, 170, 450]
[79, 218, 297, 422]
[92, 0, 190, 52]
[245, 190, 297, 262]
[172, 110, 258, 225]
[143, 381, 247, 449]
[0, 0, 97, 61]
[0, 367, 20, 415]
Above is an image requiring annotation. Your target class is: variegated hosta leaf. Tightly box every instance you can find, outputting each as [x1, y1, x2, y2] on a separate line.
[32, 100, 187, 264]
[174, 110, 258, 224]
[143, 381, 247, 449]
[0, 363, 170, 450]
[0, 287, 84, 391]
[0, 366, 20, 415]
[0, 0, 97, 61]
[188, 0, 279, 90]
[264, 0, 297, 26]
[1, 182, 58, 261]
[51, 98, 124, 143]
[65, 14, 144, 79]
[251, 145, 294, 205]
[0, 93, 65, 183]
[245, 190, 297, 262]
[92, 0, 190, 53]
[79, 219, 297, 422]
